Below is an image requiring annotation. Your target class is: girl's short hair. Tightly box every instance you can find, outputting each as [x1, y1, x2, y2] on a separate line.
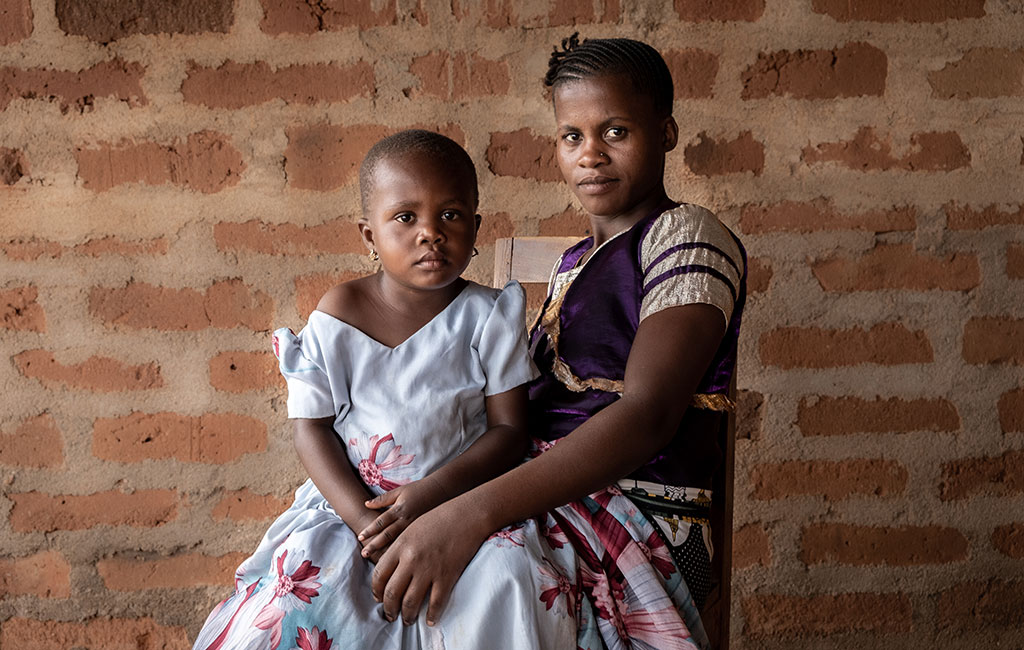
[359, 129, 478, 212]
[543, 33, 675, 118]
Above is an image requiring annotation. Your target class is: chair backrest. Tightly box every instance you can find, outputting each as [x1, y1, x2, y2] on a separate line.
[492, 236, 734, 650]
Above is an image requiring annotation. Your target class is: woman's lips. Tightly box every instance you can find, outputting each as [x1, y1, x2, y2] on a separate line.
[577, 176, 618, 195]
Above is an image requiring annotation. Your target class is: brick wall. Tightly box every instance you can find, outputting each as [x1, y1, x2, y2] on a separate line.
[1, 0, 1021, 648]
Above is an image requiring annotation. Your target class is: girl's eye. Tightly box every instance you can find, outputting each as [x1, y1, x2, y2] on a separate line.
[441, 210, 461, 221]
[395, 213, 414, 223]
[605, 127, 626, 139]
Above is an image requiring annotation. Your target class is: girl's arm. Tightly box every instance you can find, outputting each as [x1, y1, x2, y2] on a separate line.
[293, 417, 380, 542]
[370, 302, 726, 625]
[357, 385, 529, 559]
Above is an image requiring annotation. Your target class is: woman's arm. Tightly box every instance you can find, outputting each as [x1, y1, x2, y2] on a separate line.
[371, 302, 727, 624]
[293, 417, 380, 542]
[357, 385, 529, 557]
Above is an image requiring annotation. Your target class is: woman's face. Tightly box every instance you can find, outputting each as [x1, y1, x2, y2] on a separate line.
[553, 74, 677, 223]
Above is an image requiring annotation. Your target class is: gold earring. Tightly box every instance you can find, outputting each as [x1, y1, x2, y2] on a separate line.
[369, 250, 379, 261]
[472, 247, 479, 257]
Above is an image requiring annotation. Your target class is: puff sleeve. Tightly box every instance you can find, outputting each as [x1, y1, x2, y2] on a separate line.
[476, 281, 540, 396]
[272, 326, 336, 419]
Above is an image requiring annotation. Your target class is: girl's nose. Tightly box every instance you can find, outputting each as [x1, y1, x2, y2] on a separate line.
[418, 219, 445, 243]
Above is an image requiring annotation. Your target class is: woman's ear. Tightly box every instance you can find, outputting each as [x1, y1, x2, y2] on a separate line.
[357, 218, 375, 253]
[474, 214, 482, 233]
[662, 116, 679, 153]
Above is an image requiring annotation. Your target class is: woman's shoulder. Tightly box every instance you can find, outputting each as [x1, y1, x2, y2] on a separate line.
[642, 203, 744, 266]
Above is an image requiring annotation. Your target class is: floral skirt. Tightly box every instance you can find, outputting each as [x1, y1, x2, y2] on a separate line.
[192, 442, 709, 650]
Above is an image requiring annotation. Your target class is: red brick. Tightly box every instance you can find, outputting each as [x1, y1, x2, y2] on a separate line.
[962, 317, 1024, 364]
[14, 349, 163, 392]
[75, 130, 245, 193]
[751, 459, 907, 500]
[674, 0, 764, 21]
[663, 49, 719, 98]
[0, 413, 63, 468]
[992, 523, 1024, 559]
[946, 202, 1024, 229]
[812, 243, 979, 291]
[538, 206, 591, 237]
[801, 523, 968, 566]
[803, 127, 971, 171]
[284, 124, 389, 191]
[409, 52, 510, 100]
[0, 550, 70, 598]
[999, 388, 1024, 433]
[733, 523, 771, 569]
[2, 236, 167, 260]
[760, 323, 933, 369]
[0, 617, 189, 650]
[739, 199, 916, 233]
[210, 351, 280, 393]
[798, 396, 959, 436]
[0, 59, 145, 113]
[1, 286, 46, 332]
[89, 279, 273, 331]
[214, 219, 364, 256]
[940, 451, 1024, 500]
[937, 579, 1024, 630]
[1008, 242, 1024, 279]
[212, 487, 291, 521]
[259, 0, 425, 34]
[295, 271, 361, 317]
[1, 146, 28, 185]
[97, 552, 247, 590]
[929, 48, 1024, 99]
[451, 0, 516, 28]
[0, 0, 33, 45]
[812, 0, 985, 22]
[182, 60, 374, 109]
[486, 129, 561, 182]
[9, 489, 179, 532]
[746, 258, 771, 295]
[56, 0, 232, 41]
[93, 412, 267, 464]
[742, 43, 886, 100]
[743, 592, 912, 638]
[735, 388, 763, 440]
[476, 211, 515, 246]
[548, 0, 621, 25]
[684, 131, 764, 177]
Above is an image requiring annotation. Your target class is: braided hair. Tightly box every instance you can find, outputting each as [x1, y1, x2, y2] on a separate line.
[543, 33, 674, 118]
[359, 129, 478, 213]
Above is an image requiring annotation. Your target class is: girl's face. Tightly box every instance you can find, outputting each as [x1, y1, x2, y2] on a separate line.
[360, 152, 479, 293]
[553, 74, 678, 223]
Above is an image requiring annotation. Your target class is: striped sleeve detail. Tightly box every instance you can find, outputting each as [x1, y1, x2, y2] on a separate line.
[639, 205, 744, 325]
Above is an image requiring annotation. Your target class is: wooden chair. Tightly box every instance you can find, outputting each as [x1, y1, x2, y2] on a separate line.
[492, 236, 734, 650]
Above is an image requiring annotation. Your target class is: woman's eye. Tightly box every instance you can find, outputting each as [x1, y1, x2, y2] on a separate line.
[562, 132, 581, 144]
[605, 127, 626, 139]
[395, 213, 413, 223]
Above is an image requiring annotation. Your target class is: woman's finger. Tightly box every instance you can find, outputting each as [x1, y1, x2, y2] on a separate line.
[400, 576, 429, 625]
[358, 508, 397, 541]
[370, 548, 399, 603]
[365, 489, 399, 510]
[379, 560, 414, 623]
[425, 577, 454, 626]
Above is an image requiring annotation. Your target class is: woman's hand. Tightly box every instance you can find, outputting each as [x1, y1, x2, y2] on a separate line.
[357, 477, 448, 562]
[369, 498, 491, 625]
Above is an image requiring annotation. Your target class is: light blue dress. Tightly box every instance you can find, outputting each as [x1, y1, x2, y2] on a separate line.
[192, 281, 580, 650]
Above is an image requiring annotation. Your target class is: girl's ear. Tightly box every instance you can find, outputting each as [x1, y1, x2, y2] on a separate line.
[357, 218, 375, 253]
[474, 214, 482, 233]
[662, 116, 679, 153]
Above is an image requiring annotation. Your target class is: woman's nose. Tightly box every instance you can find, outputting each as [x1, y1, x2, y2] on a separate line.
[578, 140, 607, 167]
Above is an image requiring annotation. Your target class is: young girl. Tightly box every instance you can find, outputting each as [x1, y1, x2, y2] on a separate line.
[192, 130, 578, 649]
[366, 36, 746, 649]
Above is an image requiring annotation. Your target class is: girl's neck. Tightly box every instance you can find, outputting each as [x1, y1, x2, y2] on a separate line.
[589, 188, 673, 247]
[372, 273, 467, 322]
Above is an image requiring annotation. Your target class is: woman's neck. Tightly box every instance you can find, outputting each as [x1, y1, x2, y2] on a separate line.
[589, 189, 673, 247]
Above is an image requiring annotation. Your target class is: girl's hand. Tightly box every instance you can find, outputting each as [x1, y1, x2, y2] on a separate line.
[370, 499, 490, 625]
[357, 477, 448, 561]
